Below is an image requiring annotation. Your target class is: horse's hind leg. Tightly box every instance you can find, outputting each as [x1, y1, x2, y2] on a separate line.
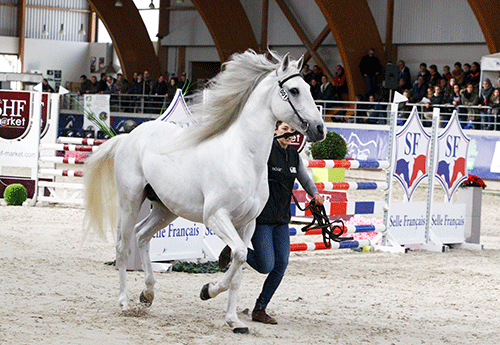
[135, 201, 177, 306]
[116, 199, 143, 310]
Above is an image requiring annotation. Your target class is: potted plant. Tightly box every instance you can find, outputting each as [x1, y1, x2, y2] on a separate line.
[309, 130, 348, 182]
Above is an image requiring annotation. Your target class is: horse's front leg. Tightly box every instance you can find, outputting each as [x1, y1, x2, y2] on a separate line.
[200, 209, 249, 333]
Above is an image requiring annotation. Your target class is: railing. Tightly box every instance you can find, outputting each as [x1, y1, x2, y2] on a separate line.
[317, 99, 497, 130]
[59, 93, 498, 131]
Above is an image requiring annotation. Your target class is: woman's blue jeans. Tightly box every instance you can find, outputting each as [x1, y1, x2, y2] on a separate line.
[247, 223, 290, 308]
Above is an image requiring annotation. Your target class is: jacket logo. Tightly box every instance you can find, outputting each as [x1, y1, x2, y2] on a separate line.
[289, 167, 297, 173]
[271, 167, 282, 172]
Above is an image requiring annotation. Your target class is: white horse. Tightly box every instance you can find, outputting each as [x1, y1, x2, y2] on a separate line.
[83, 50, 326, 333]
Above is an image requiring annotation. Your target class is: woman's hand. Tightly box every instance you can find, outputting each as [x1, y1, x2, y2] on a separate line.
[312, 193, 324, 206]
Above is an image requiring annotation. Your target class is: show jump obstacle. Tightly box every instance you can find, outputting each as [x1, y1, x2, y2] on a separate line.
[0, 88, 481, 263]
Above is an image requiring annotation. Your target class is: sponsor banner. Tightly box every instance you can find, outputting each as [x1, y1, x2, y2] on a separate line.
[83, 94, 110, 132]
[429, 203, 466, 244]
[0, 90, 41, 169]
[467, 134, 500, 180]
[387, 202, 427, 245]
[327, 126, 389, 161]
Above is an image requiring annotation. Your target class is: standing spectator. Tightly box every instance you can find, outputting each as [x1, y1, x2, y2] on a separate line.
[309, 78, 320, 100]
[354, 94, 367, 123]
[428, 65, 441, 87]
[376, 80, 391, 103]
[98, 73, 107, 93]
[460, 83, 480, 129]
[310, 65, 323, 84]
[77, 75, 92, 95]
[479, 78, 494, 129]
[318, 75, 334, 101]
[300, 63, 313, 84]
[113, 73, 129, 112]
[470, 62, 481, 88]
[463, 63, 473, 87]
[365, 94, 385, 125]
[166, 77, 178, 104]
[439, 78, 451, 97]
[101, 75, 116, 94]
[398, 60, 412, 90]
[129, 72, 144, 112]
[332, 65, 347, 100]
[359, 48, 382, 98]
[452, 62, 465, 86]
[417, 63, 431, 85]
[177, 72, 192, 95]
[488, 88, 500, 129]
[396, 78, 407, 95]
[143, 70, 153, 95]
[152, 74, 168, 113]
[88, 76, 100, 94]
[409, 75, 427, 103]
[42, 78, 54, 93]
[425, 85, 446, 115]
[442, 65, 452, 81]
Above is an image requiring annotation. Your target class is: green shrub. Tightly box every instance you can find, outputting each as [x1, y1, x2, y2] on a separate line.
[310, 131, 348, 160]
[3, 183, 28, 206]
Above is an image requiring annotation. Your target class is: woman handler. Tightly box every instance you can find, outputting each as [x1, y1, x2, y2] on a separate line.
[219, 121, 324, 324]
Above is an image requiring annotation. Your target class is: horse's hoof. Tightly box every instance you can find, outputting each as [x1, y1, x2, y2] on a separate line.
[200, 283, 211, 300]
[139, 291, 153, 307]
[233, 327, 249, 334]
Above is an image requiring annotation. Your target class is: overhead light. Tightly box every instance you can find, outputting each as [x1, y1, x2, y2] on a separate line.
[42, 24, 48, 36]
[78, 23, 85, 35]
[115, 0, 123, 7]
[149, 0, 155, 9]
[59, 23, 64, 35]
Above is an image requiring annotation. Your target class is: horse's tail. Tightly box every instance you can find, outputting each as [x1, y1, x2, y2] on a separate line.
[83, 135, 124, 241]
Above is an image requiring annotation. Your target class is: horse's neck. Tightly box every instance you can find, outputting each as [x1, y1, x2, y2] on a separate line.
[222, 82, 276, 168]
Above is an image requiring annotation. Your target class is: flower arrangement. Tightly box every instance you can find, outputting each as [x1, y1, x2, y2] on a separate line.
[460, 174, 486, 189]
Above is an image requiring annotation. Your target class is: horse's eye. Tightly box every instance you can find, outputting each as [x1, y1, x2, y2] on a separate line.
[289, 88, 299, 95]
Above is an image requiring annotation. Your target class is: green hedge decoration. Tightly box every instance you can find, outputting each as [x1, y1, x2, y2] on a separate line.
[310, 131, 348, 160]
[4, 183, 28, 206]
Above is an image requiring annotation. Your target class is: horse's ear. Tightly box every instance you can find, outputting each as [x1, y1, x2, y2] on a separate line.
[296, 55, 304, 71]
[280, 53, 290, 72]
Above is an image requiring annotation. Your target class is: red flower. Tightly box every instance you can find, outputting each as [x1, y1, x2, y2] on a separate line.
[460, 174, 486, 189]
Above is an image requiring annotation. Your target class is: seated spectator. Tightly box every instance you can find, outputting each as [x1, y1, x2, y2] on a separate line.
[396, 77, 407, 95]
[445, 84, 465, 126]
[300, 63, 313, 84]
[332, 65, 347, 100]
[409, 75, 427, 103]
[439, 78, 451, 97]
[425, 86, 434, 101]
[365, 94, 385, 125]
[42, 78, 54, 93]
[398, 60, 412, 90]
[463, 63, 472, 86]
[309, 78, 320, 100]
[460, 83, 480, 129]
[354, 94, 368, 123]
[425, 85, 446, 126]
[398, 90, 412, 123]
[479, 78, 494, 130]
[77, 75, 92, 95]
[311, 65, 323, 84]
[318, 75, 334, 101]
[442, 65, 452, 81]
[428, 65, 441, 86]
[452, 62, 465, 86]
[417, 63, 431, 85]
[488, 88, 500, 129]
[470, 62, 481, 88]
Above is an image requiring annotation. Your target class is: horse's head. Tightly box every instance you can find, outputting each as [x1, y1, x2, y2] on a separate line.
[271, 53, 326, 143]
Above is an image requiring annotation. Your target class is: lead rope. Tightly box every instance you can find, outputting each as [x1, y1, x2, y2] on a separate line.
[291, 193, 353, 248]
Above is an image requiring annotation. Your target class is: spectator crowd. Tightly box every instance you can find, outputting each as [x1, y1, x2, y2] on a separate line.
[300, 47, 500, 130]
[76, 70, 192, 114]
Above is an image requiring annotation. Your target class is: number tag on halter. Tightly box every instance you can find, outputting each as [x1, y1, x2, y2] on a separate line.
[279, 88, 289, 101]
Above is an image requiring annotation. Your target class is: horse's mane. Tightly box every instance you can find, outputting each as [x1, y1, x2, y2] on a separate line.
[186, 50, 284, 143]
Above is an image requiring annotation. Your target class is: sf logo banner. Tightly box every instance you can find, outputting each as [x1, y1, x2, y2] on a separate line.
[435, 110, 469, 202]
[394, 106, 430, 201]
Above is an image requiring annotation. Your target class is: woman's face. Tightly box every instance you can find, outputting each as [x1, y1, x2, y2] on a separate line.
[275, 122, 295, 148]
[454, 84, 460, 93]
[494, 89, 500, 97]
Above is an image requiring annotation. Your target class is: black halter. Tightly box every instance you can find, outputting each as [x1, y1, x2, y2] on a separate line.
[275, 73, 310, 139]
